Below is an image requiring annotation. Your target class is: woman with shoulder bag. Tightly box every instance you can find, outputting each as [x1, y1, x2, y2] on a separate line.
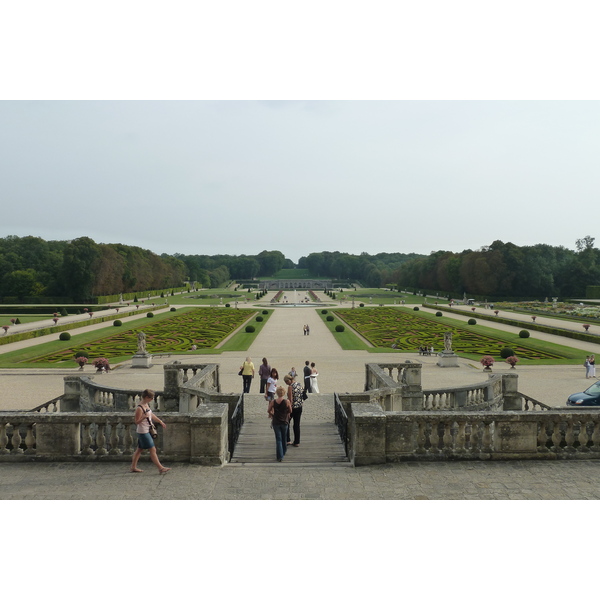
[284, 373, 304, 447]
[130, 389, 170, 474]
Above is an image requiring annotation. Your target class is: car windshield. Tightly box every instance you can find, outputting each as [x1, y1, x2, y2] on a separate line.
[585, 381, 600, 395]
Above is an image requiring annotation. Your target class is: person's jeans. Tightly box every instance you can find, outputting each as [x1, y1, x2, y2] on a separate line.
[260, 378, 268, 394]
[304, 377, 311, 394]
[273, 422, 288, 461]
[242, 375, 252, 393]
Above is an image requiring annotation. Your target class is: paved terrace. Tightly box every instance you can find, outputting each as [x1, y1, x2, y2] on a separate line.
[2, 290, 600, 499]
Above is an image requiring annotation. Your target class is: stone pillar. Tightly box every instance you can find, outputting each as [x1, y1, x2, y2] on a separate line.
[492, 415, 538, 456]
[163, 362, 184, 411]
[501, 373, 521, 411]
[35, 415, 81, 458]
[349, 403, 386, 466]
[61, 376, 83, 412]
[401, 364, 423, 410]
[190, 404, 229, 465]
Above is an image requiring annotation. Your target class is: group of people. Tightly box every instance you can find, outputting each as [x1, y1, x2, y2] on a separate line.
[303, 324, 310, 335]
[418, 345, 435, 355]
[237, 356, 320, 462]
[585, 355, 596, 378]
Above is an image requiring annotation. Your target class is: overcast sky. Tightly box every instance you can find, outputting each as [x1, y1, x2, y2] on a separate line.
[2, 100, 598, 263]
[1, 2, 599, 266]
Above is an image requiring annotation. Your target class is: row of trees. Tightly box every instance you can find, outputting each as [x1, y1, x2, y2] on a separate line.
[173, 250, 291, 288]
[393, 238, 599, 299]
[0, 236, 186, 301]
[298, 251, 423, 288]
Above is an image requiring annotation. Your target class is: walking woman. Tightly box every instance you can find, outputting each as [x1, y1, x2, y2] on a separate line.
[258, 357, 270, 394]
[130, 389, 170, 474]
[265, 367, 279, 401]
[284, 373, 304, 447]
[240, 356, 255, 393]
[268, 385, 292, 462]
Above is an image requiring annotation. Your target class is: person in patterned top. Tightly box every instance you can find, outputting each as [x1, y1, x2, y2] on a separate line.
[284, 373, 304, 447]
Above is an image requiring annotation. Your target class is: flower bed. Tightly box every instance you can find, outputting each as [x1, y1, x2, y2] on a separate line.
[333, 307, 563, 360]
[31, 308, 256, 364]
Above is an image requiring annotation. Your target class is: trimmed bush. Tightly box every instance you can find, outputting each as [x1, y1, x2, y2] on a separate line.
[262, 310, 268, 315]
[60, 308, 68, 316]
[359, 303, 364, 307]
[335, 324, 345, 332]
[326, 315, 334, 321]
[245, 325, 255, 333]
[225, 303, 230, 307]
[321, 309, 328, 314]
[170, 307, 176, 311]
[468, 318, 477, 325]
[519, 330, 530, 338]
[500, 347, 515, 358]
[147, 312, 154, 318]
[413, 306, 420, 311]
[59, 332, 71, 341]
[14, 317, 21, 324]
[436, 311, 442, 317]
[113, 320, 122, 327]
[75, 351, 89, 359]
[256, 316, 263, 322]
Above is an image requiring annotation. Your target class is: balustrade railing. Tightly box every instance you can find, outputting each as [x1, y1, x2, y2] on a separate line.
[30, 396, 62, 413]
[520, 393, 552, 411]
[334, 393, 349, 456]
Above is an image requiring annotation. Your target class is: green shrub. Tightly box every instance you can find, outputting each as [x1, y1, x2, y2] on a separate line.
[262, 310, 268, 315]
[326, 315, 334, 321]
[335, 324, 345, 332]
[360, 303, 364, 307]
[321, 309, 328, 314]
[14, 317, 21, 324]
[60, 308, 68, 316]
[436, 311, 442, 317]
[147, 312, 154, 318]
[500, 347, 515, 358]
[256, 316, 263, 322]
[519, 330, 530, 338]
[59, 332, 71, 341]
[170, 307, 176, 311]
[413, 307, 419, 311]
[113, 320, 122, 327]
[468, 318, 477, 325]
[75, 351, 89, 359]
[245, 325, 255, 333]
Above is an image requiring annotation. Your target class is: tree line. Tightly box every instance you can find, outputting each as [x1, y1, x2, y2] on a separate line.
[393, 238, 599, 299]
[0, 236, 186, 302]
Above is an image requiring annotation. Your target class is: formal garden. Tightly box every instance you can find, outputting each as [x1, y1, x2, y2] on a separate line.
[331, 307, 580, 363]
[0, 307, 273, 368]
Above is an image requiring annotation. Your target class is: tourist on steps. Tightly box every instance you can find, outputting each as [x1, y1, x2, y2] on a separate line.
[284, 373, 304, 447]
[268, 386, 292, 462]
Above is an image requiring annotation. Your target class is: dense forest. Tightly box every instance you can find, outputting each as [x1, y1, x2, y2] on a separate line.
[1, 235, 598, 302]
[0, 236, 186, 301]
[392, 238, 600, 299]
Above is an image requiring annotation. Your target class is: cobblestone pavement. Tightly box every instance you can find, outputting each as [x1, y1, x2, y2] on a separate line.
[2, 458, 600, 500]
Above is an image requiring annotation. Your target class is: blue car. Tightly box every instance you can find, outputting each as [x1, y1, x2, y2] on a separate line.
[566, 381, 600, 406]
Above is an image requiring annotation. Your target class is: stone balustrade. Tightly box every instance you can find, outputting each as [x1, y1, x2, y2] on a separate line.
[0, 405, 229, 465]
[423, 375, 504, 410]
[347, 405, 600, 465]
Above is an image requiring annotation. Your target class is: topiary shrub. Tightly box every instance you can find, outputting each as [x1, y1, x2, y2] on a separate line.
[256, 316, 263, 322]
[519, 330, 530, 338]
[326, 315, 334, 321]
[75, 351, 89, 359]
[468, 318, 477, 325]
[359, 303, 365, 307]
[59, 332, 71, 341]
[245, 325, 255, 333]
[413, 307, 420, 311]
[500, 347, 515, 358]
[335, 324, 345, 332]
[147, 312, 154, 318]
[113, 320, 122, 327]
[321, 309, 328, 314]
[225, 303, 230, 307]
[60, 308, 68, 316]
[14, 317, 21, 324]
[170, 307, 176, 311]
[262, 310, 268, 315]
[436, 311, 442, 317]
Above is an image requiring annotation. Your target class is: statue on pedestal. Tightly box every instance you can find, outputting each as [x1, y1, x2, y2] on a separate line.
[137, 331, 147, 355]
[444, 331, 453, 352]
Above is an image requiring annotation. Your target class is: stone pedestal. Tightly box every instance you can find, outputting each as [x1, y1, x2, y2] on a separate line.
[437, 351, 459, 368]
[132, 353, 153, 368]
